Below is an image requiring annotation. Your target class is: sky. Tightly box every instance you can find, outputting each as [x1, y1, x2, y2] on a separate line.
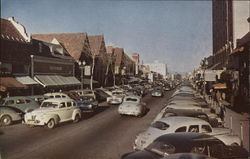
[1, 0, 212, 73]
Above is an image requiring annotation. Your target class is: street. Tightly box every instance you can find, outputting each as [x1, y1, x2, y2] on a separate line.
[0, 90, 174, 159]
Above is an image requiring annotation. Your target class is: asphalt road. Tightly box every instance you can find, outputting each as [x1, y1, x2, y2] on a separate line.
[0, 90, 174, 159]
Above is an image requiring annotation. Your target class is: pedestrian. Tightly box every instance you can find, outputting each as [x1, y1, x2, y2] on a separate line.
[219, 104, 226, 122]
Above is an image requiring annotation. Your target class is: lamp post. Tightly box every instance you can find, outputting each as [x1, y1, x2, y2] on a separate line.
[78, 60, 86, 90]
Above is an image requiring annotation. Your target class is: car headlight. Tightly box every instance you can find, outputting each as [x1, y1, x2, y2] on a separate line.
[88, 104, 92, 108]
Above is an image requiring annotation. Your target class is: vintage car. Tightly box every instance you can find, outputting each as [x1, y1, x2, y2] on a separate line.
[94, 88, 111, 102]
[107, 89, 125, 104]
[78, 95, 98, 112]
[28, 95, 49, 105]
[153, 109, 210, 123]
[151, 87, 164, 97]
[124, 133, 248, 159]
[0, 106, 24, 126]
[72, 89, 96, 99]
[24, 98, 81, 129]
[44, 92, 71, 99]
[0, 96, 40, 113]
[134, 116, 241, 150]
[118, 96, 146, 117]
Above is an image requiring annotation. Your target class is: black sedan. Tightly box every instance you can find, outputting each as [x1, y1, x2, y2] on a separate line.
[122, 133, 248, 159]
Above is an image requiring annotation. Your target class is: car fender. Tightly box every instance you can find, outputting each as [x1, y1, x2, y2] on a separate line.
[42, 114, 60, 125]
[215, 134, 241, 146]
[72, 109, 81, 120]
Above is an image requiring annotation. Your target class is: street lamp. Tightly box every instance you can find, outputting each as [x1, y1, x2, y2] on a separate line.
[78, 60, 86, 90]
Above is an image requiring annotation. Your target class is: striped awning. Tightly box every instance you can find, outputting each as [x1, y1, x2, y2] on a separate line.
[0, 77, 27, 91]
[16, 76, 38, 85]
[212, 83, 227, 89]
[34, 75, 81, 87]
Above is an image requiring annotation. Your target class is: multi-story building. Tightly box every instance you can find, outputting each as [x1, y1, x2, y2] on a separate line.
[145, 61, 168, 78]
[131, 53, 140, 75]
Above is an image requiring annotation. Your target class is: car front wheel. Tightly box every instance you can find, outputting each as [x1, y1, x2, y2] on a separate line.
[73, 114, 80, 123]
[1, 115, 12, 126]
[47, 119, 55, 129]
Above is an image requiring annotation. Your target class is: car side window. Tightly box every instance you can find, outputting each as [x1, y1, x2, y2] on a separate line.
[188, 125, 199, 132]
[62, 95, 66, 98]
[25, 99, 31, 103]
[6, 100, 15, 105]
[67, 102, 72, 107]
[201, 125, 212, 133]
[16, 99, 25, 104]
[72, 102, 76, 107]
[49, 96, 54, 98]
[175, 126, 187, 132]
[55, 95, 61, 98]
[59, 102, 66, 108]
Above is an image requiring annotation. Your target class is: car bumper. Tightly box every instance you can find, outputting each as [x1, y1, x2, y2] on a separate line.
[24, 119, 45, 126]
[107, 100, 122, 104]
[118, 110, 141, 116]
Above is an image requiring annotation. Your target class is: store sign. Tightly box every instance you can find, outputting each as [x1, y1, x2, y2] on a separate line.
[84, 66, 91, 76]
[204, 70, 217, 81]
[34, 61, 73, 75]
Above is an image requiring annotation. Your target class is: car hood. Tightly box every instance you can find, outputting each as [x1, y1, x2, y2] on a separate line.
[211, 127, 231, 135]
[122, 150, 161, 159]
[28, 107, 55, 114]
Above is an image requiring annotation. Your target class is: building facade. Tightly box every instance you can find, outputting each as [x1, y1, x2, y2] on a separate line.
[146, 61, 168, 78]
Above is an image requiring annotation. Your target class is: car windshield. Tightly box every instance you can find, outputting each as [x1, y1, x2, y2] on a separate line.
[0, 99, 6, 105]
[125, 98, 138, 102]
[151, 121, 169, 130]
[113, 92, 123, 95]
[81, 96, 94, 102]
[41, 102, 58, 108]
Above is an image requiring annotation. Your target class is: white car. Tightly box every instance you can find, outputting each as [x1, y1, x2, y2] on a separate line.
[24, 98, 82, 129]
[118, 96, 146, 117]
[107, 89, 125, 104]
[44, 92, 71, 99]
[134, 116, 241, 150]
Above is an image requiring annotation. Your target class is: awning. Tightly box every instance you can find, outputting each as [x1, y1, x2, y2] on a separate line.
[208, 62, 222, 70]
[82, 79, 98, 85]
[0, 77, 27, 91]
[34, 75, 81, 87]
[16, 76, 38, 85]
[212, 83, 227, 89]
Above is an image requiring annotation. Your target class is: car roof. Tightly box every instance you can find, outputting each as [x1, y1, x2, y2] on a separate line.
[154, 132, 222, 145]
[158, 116, 209, 125]
[44, 92, 68, 95]
[42, 98, 74, 103]
[3, 96, 33, 100]
[164, 109, 207, 116]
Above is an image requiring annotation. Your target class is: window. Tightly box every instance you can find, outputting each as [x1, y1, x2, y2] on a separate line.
[5, 100, 14, 105]
[67, 102, 72, 107]
[201, 125, 212, 133]
[55, 95, 61, 98]
[25, 99, 31, 103]
[59, 102, 66, 108]
[16, 99, 25, 104]
[62, 95, 66, 98]
[151, 121, 169, 130]
[175, 126, 187, 132]
[72, 102, 76, 106]
[188, 125, 199, 132]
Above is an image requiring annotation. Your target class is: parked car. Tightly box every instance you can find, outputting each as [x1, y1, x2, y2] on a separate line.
[118, 96, 146, 117]
[24, 98, 81, 129]
[107, 89, 126, 104]
[151, 87, 164, 97]
[44, 92, 71, 99]
[28, 95, 49, 105]
[0, 106, 24, 126]
[134, 116, 240, 150]
[124, 133, 248, 159]
[0, 96, 40, 113]
[94, 88, 111, 102]
[78, 95, 98, 112]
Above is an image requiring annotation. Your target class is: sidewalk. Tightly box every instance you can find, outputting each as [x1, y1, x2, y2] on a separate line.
[224, 107, 249, 151]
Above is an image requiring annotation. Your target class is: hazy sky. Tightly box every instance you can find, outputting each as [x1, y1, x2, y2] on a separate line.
[1, 0, 212, 73]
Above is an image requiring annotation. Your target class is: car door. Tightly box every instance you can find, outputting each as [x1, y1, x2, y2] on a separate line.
[65, 101, 74, 120]
[57, 102, 70, 122]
